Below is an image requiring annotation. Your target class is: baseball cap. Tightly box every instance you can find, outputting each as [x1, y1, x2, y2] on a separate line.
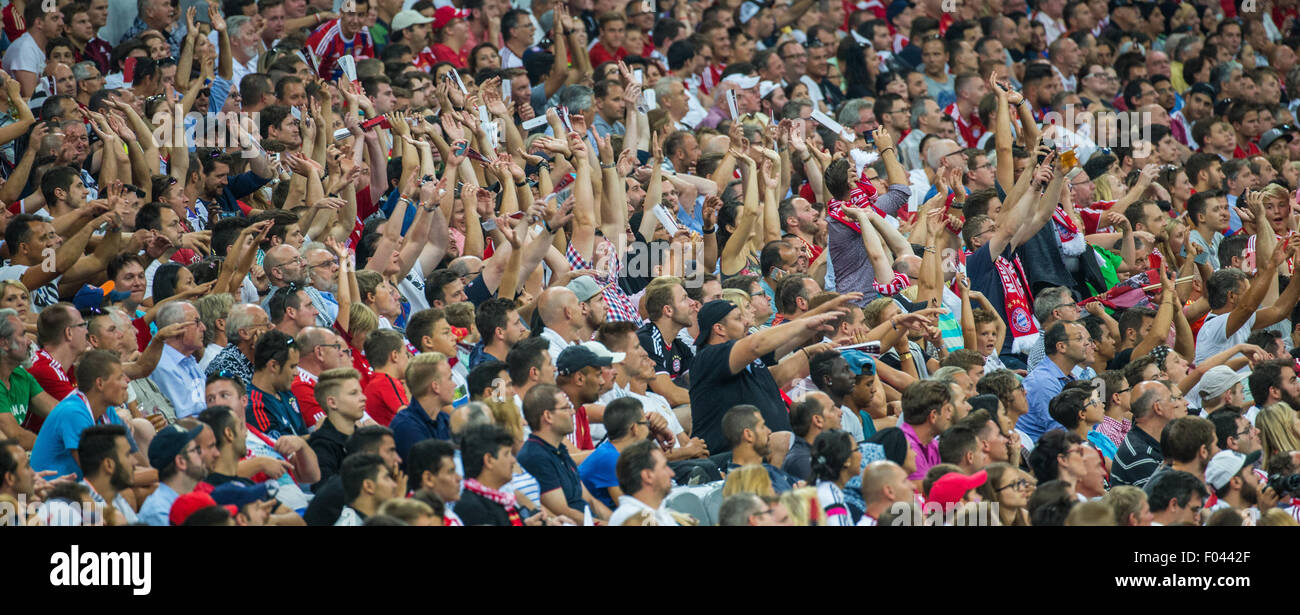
[73, 284, 107, 312]
[886, 0, 909, 22]
[1205, 449, 1262, 491]
[210, 482, 276, 510]
[722, 73, 760, 90]
[431, 5, 470, 30]
[555, 345, 613, 376]
[738, 1, 761, 24]
[1108, 0, 1134, 10]
[147, 423, 206, 471]
[1197, 365, 1248, 399]
[567, 276, 604, 302]
[927, 469, 988, 507]
[842, 349, 876, 376]
[695, 299, 737, 347]
[759, 80, 779, 99]
[392, 9, 435, 32]
[1259, 127, 1293, 152]
[169, 491, 236, 526]
[1187, 82, 1217, 100]
[580, 340, 625, 364]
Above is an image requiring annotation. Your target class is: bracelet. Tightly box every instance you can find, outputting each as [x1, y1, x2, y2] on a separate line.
[701, 225, 717, 234]
[600, 162, 614, 169]
[543, 219, 555, 234]
[899, 352, 912, 358]
[515, 179, 527, 186]
[880, 147, 894, 156]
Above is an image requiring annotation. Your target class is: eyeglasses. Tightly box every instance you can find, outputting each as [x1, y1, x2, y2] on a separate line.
[318, 343, 342, 351]
[309, 259, 339, 269]
[997, 479, 1031, 491]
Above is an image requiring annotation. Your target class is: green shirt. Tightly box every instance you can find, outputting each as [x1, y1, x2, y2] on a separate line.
[0, 367, 43, 424]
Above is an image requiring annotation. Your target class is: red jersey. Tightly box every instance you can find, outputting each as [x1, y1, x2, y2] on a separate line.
[429, 43, 468, 69]
[1, 4, 23, 43]
[362, 372, 408, 426]
[292, 368, 324, 429]
[28, 348, 76, 401]
[588, 43, 627, 66]
[412, 47, 438, 73]
[1232, 141, 1261, 159]
[305, 18, 376, 80]
[332, 321, 374, 389]
[944, 102, 986, 148]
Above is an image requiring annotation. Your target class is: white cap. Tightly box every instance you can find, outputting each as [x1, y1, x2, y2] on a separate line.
[738, 1, 761, 23]
[1205, 449, 1261, 491]
[1198, 365, 1248, 399]
[759, 80, 779, 98]
[580, 341, 626, 364]
[722, 73, 760, 90]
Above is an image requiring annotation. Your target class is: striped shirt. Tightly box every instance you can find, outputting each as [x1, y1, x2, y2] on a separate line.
[247, 384, 308, 440]
[1111, 424, 1162, 488]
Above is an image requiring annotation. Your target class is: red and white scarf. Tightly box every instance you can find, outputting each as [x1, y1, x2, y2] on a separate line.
[994, 253, 1041, 354]
[825, 177, 882, 232]
[463, 478, 523, 526]
[1052, 206, 1087, 257]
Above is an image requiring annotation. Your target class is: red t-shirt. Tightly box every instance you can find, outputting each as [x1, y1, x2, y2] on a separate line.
[305, 19, 376, 79]
[28, 349, 76, 401]
[362, 372, 408, 426]
[292, 369, 324, 429]
[1233, 141, 1262, 159]
[332, 321, 374, 389]
[429, 43, 468, 69]
[2, 5, 23, 43]
[588, 43, 627, 66]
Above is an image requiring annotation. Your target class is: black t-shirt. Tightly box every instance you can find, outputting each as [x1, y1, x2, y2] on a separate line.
[637, 322, 693, 385]
[1107, 347, 1135, 372]
[688, 340, 790, 453]
[308, 418, 348, 485]
[303, 475, 346, 526]
[454, 490, 514, 526]
[202, 473, 256, 488]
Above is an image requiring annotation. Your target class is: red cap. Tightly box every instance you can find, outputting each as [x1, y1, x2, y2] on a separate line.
[926, 470, 987, 507]
[170, 490, 237, 525]
[431, 6, 470, 30]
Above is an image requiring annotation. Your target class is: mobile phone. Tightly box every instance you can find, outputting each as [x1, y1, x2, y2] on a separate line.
[454, 141, 468, 156]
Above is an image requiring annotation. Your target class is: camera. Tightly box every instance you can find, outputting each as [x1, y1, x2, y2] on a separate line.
[1267, 473, 1300, 496]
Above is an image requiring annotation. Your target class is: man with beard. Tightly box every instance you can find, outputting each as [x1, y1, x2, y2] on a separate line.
[191, 148, 277, 223]
[1204, 449, 1266, 523]
[0, 309, 60, 449]
[722, 403, 798, 492]
[568, 277, 608, 344]
[73, 424, 136, 524]
[32, 350, 142, 480]
[1246, 360, 1300, 424]
[553, 346, 613, 461]
[137, 421, 216, 525]
[780, 197, 827, 266]
[197, 402, 307, 525]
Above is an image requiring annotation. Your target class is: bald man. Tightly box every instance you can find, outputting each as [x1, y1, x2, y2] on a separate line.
[860, 460, 915, 526]
[537, 287, 583, 365]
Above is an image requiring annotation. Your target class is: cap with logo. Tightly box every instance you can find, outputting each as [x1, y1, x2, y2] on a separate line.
[431, 6, 470, 30]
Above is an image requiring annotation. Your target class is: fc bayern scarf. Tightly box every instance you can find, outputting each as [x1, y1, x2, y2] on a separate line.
[463, 478, 523, 526]
[994, 253, 1041, 354]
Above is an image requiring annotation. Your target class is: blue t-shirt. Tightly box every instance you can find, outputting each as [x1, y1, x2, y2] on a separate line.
[30, 394, 136, 479]
[578, 440, 621, 508]
[517, 434, 584, 510]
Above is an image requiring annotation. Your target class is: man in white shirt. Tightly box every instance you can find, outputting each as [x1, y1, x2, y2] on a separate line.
[596, 322, 709, 459]
[499, 8, 533, 69]
[1195, 249, 1300, 366]
[3, 2, 63, 98]
[608, 439, 680, 525]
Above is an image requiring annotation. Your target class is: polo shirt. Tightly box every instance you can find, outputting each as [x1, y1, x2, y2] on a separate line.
[578, 440, 621, 509]
[390, 398, 450, 464]
[688, 340, 789, 454]
[30, 392, 136, 479]
[781, 437, 813, 482]
[247, 384, 308, 440]
[900, 420, 941, 481]
[308, 417, 350, 484]
[1112, 424, 1163, 488]
[637, 322, 693, 383]
[517, 434, 585, 511]
[0, 366, 42, 424]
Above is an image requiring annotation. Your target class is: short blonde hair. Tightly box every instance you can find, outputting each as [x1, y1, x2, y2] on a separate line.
[315, 367, 361, 412]
[349, 303, 379, 337]
[405, 352, 448, 398]
[377, 497, 436, 524]
[721, 464, 775, 498]
[1259, 508, 1300, 526]
[1102, 485, 1147, 526]
[1258, 402, 1300, 462]
[720, 288, 750, 311]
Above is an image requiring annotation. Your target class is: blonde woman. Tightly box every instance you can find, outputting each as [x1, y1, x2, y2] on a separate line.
[1257, 402, 1300, 463]
[780, 486, 821, 526]
[720, 288, 757, 333]
[0, 279, 36, 336]
[722, 464, 775, 498]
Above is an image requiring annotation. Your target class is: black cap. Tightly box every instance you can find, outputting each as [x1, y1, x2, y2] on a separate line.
[695, 300, 737, 347]
[555, 345, 612, 376]
[1187, 82, 1217, 100]
[147, 424, 205, 471]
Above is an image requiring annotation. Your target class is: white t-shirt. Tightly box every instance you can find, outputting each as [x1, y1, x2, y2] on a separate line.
[398, 267, 429, 312]
[2, 33, 45, 76]
[1194, 312, 1255, 369]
